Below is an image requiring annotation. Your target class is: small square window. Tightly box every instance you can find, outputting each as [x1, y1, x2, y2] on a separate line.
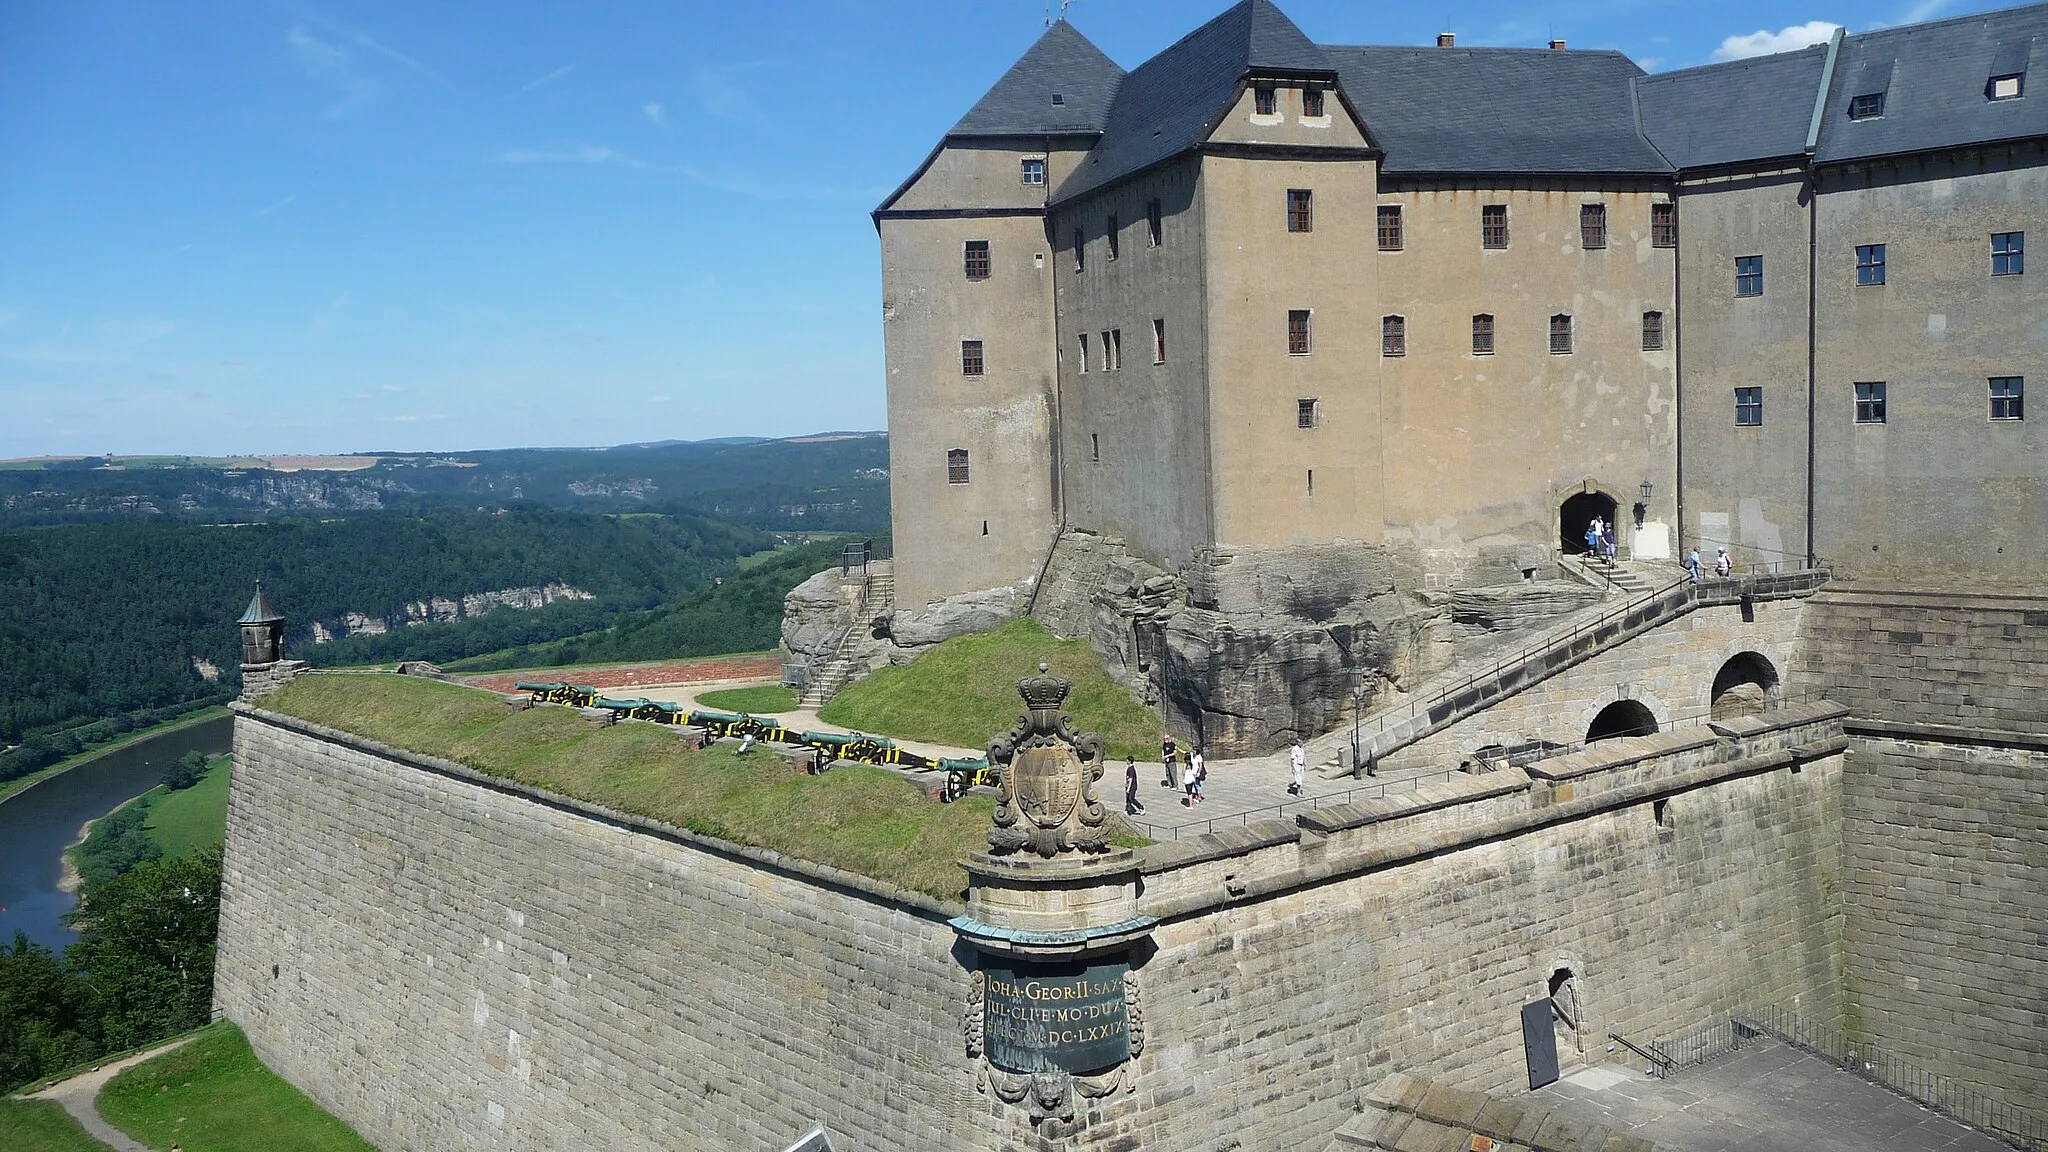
[1303, 87, 1325, 118]
[1382, 315, 1406, 358]
[1377, 205, 1403, 251]
[1642, 311, 1664, 351]
[1849, 92, 1886, 120]
[1288, 309, 1312, 355]
[1077, 333, 1089, 373]
[1993, 231, 2024, 276]
[1255, 86, 1276, 116]
[1152, 318, 1166, 364]
[963, 240, 990, 281]
[1549, 313, 1573, 355]
[1471, 314, 1494, 356]
[947, 449, 970, 484]
[1020, 158, 1046, 186]
[1736, 255, 1763, 297]
[1855, 381, 1887, 424]
[1147, 199, 1162, 247]
[961, 340, 984, 377]
[1106, 215, 1119, 260]
[1856, 243, 1886, 285]
[1297, 398, 1319, 429]
[1287, 189, 1313, 233]
[1651, 202, 1677, 248]
[1991, 376, 2024, 420]
[1735, 387, 1762, 426]
[1482, 204, 1509, 249]
[1580, 203, 1607, 250]
[1110, 328, 1122, 370]
[1990, 73, 2024, 100]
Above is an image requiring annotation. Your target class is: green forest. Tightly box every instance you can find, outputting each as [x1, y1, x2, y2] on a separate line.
[0, 510, 770, 749]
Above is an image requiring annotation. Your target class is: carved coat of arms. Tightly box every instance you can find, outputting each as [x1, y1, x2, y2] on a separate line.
[985, 664, 1110, 857]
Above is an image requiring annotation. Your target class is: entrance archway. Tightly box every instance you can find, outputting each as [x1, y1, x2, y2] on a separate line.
[1711, 652, 1781, 720]
[1586, 699, 1658, 742]
[1560, 491, 1619, 556]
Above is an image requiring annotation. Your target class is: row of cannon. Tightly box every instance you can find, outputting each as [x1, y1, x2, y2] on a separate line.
[514, 682, 998, 800]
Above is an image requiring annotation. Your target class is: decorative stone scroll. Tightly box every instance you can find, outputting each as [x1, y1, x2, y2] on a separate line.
[985, 664, 1110, 857]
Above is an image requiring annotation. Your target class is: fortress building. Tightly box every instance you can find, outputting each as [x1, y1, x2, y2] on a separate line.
[871, 0, 2047, 753]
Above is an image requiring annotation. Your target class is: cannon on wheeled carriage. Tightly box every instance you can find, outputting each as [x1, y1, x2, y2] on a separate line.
[939, 756, 999, 802]
[594, 697, 689, 724]
[516, 681, 600, 708]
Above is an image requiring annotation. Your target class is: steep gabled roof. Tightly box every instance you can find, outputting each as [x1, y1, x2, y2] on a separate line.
[1330, 46, 1670, 175]
[1052, 0, 1335, 205]
[1635, 45, 1832, 171]
[1816, 4, 2048, 164]
[239, 583, 283, 625]
[949, 20, 1125, 138]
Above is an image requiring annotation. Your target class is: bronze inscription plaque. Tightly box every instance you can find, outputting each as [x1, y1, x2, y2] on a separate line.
[983, 958, 1129, 1075]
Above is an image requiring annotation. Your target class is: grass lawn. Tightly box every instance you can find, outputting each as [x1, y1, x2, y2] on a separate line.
[819, 618, 1165, 760]
[0, 1098, 105, 1152]
[0, 706, 229, 805]
[694, 684, 798, 713]
[144, 755, 232, 857]
[263, 674, 1014, 901]
[98, 1022, 376, 1152]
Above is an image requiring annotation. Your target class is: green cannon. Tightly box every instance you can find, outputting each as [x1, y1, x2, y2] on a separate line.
[939, 756, 998, 802]
[595, 697, 688, 724]
[516, 681, 600, 708]
[689, 709, 796, 745]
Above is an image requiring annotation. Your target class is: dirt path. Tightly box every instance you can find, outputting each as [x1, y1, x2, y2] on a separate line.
[24, 1034, 198, 1151]
[463, 654, 781, 695]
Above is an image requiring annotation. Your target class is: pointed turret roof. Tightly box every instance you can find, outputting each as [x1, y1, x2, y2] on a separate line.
[949, 21, 1126, 138]
[238, 582, 283, 625]
[1053, 0, 1336, 204]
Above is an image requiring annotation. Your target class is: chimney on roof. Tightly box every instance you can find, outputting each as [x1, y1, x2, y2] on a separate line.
[1549, 38, 1567, 50]
[1437, 32, 1455, 47]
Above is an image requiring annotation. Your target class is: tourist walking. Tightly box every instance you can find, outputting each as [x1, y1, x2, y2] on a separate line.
[1288, 738, 1306, 796]
[1684, 547, 1702, 583]
[1602, 523, 1617, 563]
[1191, 746, 1206, 804]
[1715, 547, 1732, 577]
[1124, 755, 1144, 816]
[1585, 519, 1603, 558]
[1181, 752, 1197, 806]
[1161, 733, 1178, 788]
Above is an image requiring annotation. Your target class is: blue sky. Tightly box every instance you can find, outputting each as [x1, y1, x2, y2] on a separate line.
[0, 0, 1996, 456]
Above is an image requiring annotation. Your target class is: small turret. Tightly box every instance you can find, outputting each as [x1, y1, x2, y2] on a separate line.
[237, 581, 304, 701]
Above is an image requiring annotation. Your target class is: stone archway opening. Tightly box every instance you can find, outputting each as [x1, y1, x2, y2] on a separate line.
[1711, 652, 1782, 720]
[1548, 967, 1582, 1055]
[1586, 699, 1658, 742]
[1560, 491, 1619, 556]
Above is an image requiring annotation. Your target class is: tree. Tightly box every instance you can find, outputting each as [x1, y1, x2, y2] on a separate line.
[66, 848, 222, 1053]
[161, 750, 207, 791]
[0, 933, 98, 1094]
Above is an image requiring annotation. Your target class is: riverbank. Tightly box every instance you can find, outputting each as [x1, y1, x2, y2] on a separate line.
[0, 707, 229, 807]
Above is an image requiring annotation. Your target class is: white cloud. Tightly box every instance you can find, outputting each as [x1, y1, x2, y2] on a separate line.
[1898, 0, 1951, 23]
[643, 102, 665, 126]
[1712, 21, 1841, 62]
[1637, 56, 1665, 71]
[521, 64, 575, 93]
[289, 25, 380, 117]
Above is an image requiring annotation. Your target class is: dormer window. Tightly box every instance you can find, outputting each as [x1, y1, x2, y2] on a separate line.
[1254, 85, 1276, 116]
[1848, 57, 1892, 120]
[1051, 93, 1066, 106]
[1849, 92, 1886, 119]
[1303, 87, 1325, 118]
[1990, 73, 2024, 100]
[1989, 40, 2029, 100]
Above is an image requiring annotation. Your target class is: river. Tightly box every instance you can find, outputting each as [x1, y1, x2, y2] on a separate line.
[0, 714, 233, 952]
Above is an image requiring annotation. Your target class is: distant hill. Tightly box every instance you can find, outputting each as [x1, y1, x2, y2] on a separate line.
[0, 433, 890, 532]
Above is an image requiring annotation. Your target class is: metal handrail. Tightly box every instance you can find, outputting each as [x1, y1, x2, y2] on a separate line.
[1123, 763, 1483, 840]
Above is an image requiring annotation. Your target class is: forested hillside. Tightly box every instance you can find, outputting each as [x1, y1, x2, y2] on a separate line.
[0, 511, 768, 745]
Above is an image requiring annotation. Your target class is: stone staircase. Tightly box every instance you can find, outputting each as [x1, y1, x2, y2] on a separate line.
[798, 562, 893, 708]
[1307, 567, 1831, 776]
[1559, 553, 1660, 596]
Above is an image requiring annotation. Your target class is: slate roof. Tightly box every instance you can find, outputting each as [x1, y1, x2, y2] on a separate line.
[948, 20, 1125, 138]
[1635, 46, 1832, 171]
[1816, 4, 2048, 163]
[1051, 0, 1335, 205]
[1329, 46, 1669, 175]
[239, 583, 283, 625]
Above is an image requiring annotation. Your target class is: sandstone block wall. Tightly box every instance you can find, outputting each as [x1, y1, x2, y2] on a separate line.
[217, 712, 977, 1152]
[1795, 587, 2048, 730]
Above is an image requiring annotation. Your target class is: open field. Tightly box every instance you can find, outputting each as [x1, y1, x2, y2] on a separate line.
[98, 1022, 377, 1152]
[143, 755, 232, 857]
[820, 618, 1165, 761]
[263, 674, 1012, 900]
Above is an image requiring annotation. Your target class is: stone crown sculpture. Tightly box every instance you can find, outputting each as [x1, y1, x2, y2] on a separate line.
[985, 663, 1110, 857]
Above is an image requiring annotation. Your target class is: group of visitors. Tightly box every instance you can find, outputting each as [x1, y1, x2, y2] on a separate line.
[1122, 735, 1316, 818]
[1682, 546, 1735, 583]
[1583, 516, 1619, 563]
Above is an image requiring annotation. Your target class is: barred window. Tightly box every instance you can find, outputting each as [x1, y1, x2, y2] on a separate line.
[1991, 376, 2024, 421]
[1073, 228, 1084, 273]
[1288, 309, 1312, 355]
[1548, 313, 1573, 355]
[1254, 86, 1276, 115]
[1651, 202, 1677, 248]
[1382, 315, 1406, 358]
[1303, 86, 1325, 117]
[1855, 381, 1886, 424]
[1482, 204, 1508, 249]
[947, 449, 970, 484]
[1736, 255, 1763, 297]
[1287, 189, 1313, 233]
[1735, 387, 1762, 426]
[1580, 203, 1607, 250]
[1100, 331, 1111, 372]
[1471, 314, 1494, 355]
[1297, 398, 1319, 428]
[961, 340, 984, 377]
[1377, 205, 1403, 251]
[1993, 231, 2024, 276]
[963, 240, 990, 281]
[1856, 244, 1886, 286]
[1642, 311, 1664, 351]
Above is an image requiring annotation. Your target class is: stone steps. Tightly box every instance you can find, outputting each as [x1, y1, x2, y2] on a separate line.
[798, 567, 893, 708]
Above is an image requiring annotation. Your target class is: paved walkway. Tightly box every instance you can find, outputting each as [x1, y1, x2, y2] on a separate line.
[1546, 1040, 2011, 1151]
[24, 1035, 197, 1151]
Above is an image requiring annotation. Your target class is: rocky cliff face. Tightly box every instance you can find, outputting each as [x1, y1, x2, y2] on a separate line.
[305, 584, 593, 644]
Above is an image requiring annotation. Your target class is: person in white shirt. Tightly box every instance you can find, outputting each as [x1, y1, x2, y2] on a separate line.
[1288, 739, 1306, 796]
[1715, 547, 1732, 577]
